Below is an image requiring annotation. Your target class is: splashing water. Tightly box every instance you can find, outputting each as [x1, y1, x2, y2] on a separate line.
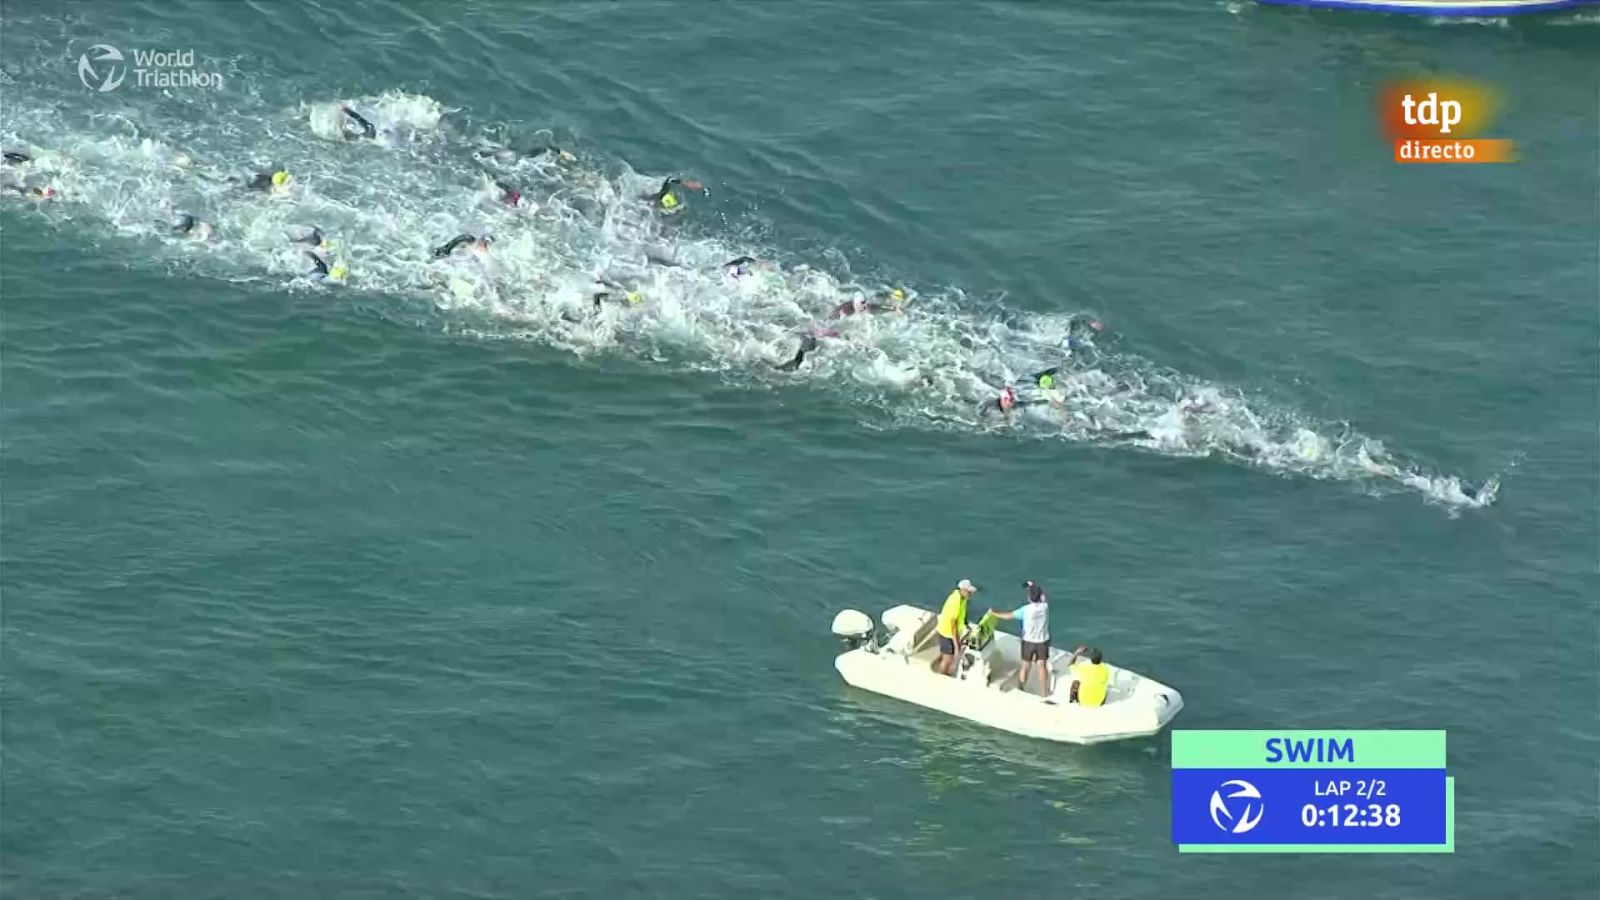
[0, 86, 1498, 512]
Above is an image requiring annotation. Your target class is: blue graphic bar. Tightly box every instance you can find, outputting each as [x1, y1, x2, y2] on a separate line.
[1172, 768, 1448, 845]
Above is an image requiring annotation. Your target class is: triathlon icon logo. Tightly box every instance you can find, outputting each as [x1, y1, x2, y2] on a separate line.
[77, 44, 126, 92]
[1208, 779, 1265, 834]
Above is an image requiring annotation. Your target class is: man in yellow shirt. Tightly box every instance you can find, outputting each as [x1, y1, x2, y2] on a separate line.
[1067, 646, 1110, 707]
[936, 579, 979, 676]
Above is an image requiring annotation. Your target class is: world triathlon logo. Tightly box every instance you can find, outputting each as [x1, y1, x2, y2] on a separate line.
[1208, 779, 1264, 834]
[77, 44, 126, 92]
[74, 43, 223, 92]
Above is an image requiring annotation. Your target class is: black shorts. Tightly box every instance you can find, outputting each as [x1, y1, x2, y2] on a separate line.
[938, 636, 956, 655]
[1021, 640, 1050, 661]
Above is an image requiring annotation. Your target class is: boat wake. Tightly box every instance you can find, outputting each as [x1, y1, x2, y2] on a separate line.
[0, 84, 1498, 512]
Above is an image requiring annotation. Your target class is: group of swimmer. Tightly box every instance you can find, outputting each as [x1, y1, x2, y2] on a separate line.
[2, 150, 56, 200]
[4, 101, 1496, 503]
[5, 101, 1123, 428]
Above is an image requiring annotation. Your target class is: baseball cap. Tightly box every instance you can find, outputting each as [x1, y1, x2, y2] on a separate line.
[957, 579, 978, 592]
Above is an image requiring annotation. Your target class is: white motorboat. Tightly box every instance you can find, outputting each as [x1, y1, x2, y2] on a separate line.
[831, 605, 1183, 745]
[1256, 0, 1594, 15]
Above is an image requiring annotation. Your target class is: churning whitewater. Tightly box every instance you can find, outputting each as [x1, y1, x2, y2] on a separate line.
[0, 88, 1497, 511]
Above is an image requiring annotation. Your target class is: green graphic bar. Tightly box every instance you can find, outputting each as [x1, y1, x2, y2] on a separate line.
[1179, 777, 1455, 854]
[1171, 730, 1446, 769]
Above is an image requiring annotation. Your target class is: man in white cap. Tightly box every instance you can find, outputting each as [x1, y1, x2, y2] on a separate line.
[936, 579, 979, 676]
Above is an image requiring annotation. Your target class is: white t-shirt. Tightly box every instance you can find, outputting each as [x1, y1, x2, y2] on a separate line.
[1012, 601, 1049, 643]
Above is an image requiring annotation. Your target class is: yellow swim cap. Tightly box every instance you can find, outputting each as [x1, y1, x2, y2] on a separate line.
[892, 288, 905, 301]
[331, 263, 348, 280]
[271, 170, 289, 188]
[660, 193, 678, 209]
[626, 291, 643, 305]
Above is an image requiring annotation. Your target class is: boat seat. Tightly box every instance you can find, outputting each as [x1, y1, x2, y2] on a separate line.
[902, 615, 938, 656]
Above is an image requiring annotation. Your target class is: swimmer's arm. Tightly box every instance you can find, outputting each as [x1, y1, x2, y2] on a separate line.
[342, 106, 376, 138]
[432, 234, 474, 258]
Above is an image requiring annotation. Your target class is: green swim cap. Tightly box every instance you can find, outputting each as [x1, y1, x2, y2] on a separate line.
[1038, 374, 1055, 389]
[271, 170, 289, 188]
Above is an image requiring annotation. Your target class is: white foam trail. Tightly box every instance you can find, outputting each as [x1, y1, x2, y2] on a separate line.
[0, 89, 1498, 511]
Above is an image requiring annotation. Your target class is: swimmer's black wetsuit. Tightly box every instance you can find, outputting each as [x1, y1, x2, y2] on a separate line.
[648, 178, 682, 203]
[774, 335, 819, 372]
[431, 234, 476, 258]
[341, 106, 377, 140]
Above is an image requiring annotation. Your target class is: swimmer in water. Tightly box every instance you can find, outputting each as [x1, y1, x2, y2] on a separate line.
[774, 334, 819, 372]
[171, 213, 213, 240]
[1031, 369, 1068, 410]
[495, 181, 526, 209]
[984, 386, 1021, 418]
[722, 256, 759, 278]
[1064, 314, 1107, 355]
[474, 143, 576, 165]
[338, 105, 377, 141]
[644, 177, 703, 214]
[774, 326, 843, 372]
[289, 226, 331, 250]
[982, 384, 1061, 419]
[3, 151, 31, 165]
[529, 145, 577, 164]
[305, 251, 348, 283]
[432, 233, 492, 258]
[248, 168, 292, 195]
[830, 297, 871, 319]
[591, 289, 644, 311]
[8, 184, 56, 200]
[831, 288, 909, 318]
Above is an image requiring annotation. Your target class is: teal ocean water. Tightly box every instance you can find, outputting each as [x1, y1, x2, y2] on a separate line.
[3, 2, 1597, 896]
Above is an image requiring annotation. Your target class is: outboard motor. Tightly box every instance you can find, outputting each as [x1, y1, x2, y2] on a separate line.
[830, 609, 876, 651]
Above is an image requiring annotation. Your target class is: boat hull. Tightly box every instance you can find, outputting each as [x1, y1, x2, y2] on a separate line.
[1256, 0, 1595, 15]
[834, 608, 1183, 745]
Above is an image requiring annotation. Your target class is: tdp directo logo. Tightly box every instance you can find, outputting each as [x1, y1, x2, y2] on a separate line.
[1379, 78, 1514, 165]
[1209, 779, 1264, 834]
